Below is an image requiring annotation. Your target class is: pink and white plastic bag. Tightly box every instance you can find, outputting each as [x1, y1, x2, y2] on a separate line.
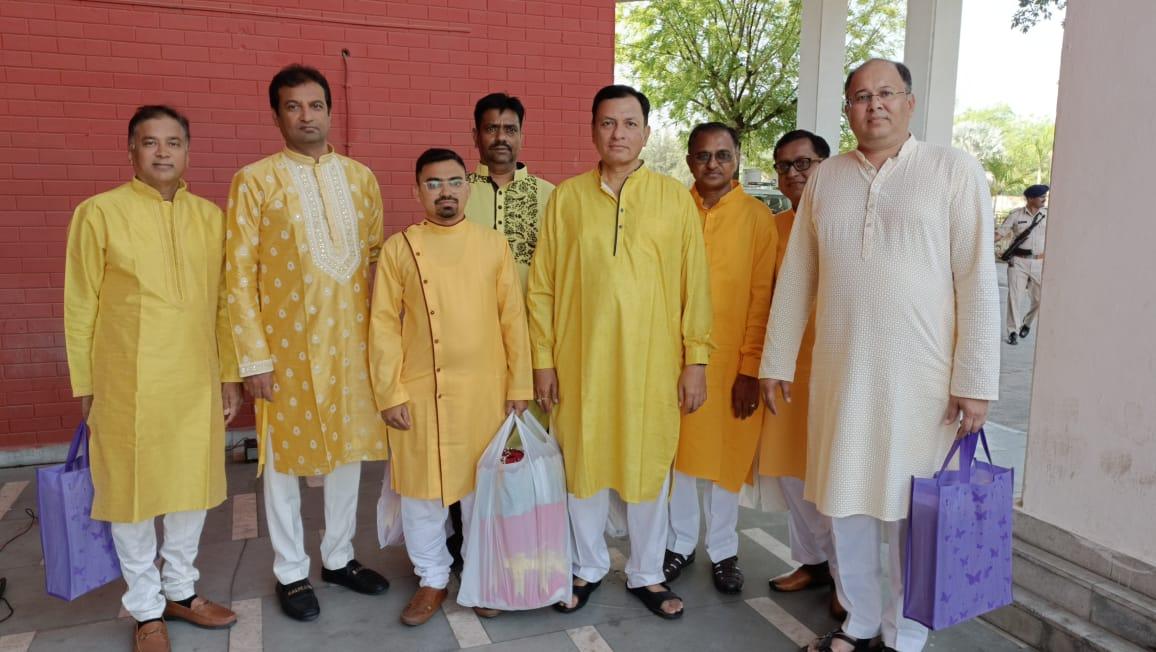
[457, 413, 571, 610]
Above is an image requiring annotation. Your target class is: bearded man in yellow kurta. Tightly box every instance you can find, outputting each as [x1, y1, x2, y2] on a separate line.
[665, 123, 776, 596]
[369, 148, 532, 626]
[65, 106, 241, 652]
[225, 65, 389, 623]
[527, 85, 713, 621]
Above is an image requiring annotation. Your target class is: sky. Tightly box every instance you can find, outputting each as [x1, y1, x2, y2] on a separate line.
[954, 1, 1065, 119]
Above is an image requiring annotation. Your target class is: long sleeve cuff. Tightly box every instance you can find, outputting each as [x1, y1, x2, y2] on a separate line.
[239, 359, 274, 377]
[684, 344, 711, 366]
[738, 355, 761, 377]
[531, 346, 554, 370]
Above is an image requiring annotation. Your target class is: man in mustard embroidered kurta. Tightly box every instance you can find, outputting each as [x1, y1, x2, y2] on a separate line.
[225, 65, 389, 621]
[65, 106, 241, 646]
[667, 123, 776, 595]
[465, 92, 555, 288]
[527, 85, 712, 617]
[369, 149, 531, 621]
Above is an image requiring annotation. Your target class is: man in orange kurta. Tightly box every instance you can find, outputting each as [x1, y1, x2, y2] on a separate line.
[666, 123, 776, 594]
[757, 130, 842, 617]
[369, 148, 532, 626]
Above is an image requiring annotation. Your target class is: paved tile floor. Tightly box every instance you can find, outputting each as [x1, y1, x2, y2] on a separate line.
[0, 459, 1029, 651]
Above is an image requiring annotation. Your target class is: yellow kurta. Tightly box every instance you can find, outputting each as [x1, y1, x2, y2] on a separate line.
[64, 179, 239, 522]
[675, 183, 777, 491]
[226, 147, 388, 476]
[466, 163, 555, 289]
[369, 219, 533, 505]
[757, 209, 817, 481]
[526, 165, 713, 503]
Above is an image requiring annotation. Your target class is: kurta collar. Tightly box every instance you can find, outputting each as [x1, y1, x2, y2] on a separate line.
[418, 217, 469, 235]
[594, 160, 647, 197]
[691, 180, 744, 212]
[281, 144, 338, 166]
[130, 177, 187, 202]
[474, 162, 529, 181]
[852, 133, 918, 168]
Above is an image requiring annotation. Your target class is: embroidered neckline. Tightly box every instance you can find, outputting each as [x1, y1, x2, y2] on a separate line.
[284, 156, 361, 282]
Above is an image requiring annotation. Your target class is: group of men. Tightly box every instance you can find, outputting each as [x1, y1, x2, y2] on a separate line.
[64, 57, 1003, 652]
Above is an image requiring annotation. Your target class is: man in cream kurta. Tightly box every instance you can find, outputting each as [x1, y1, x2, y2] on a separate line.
[65, 106, 241, 652]
[666, 123, 776, 595]
[998, 184, 1048, 344]
[527, 85, 712, 619]
[225, 65, 389, 622]
[370, 148, 532, 626]
[759, 60, 1000, 652]
[758, 130, 844, 620]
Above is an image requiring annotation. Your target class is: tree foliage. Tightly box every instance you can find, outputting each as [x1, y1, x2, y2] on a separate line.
[1011, 0, 1066, 33]
[952, 104, 1054, 200]
[618, 0, 904, 172]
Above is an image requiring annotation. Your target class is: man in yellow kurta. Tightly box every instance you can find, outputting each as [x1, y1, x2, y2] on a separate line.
[369, 148, 532, 626]
[225, 65, 389, 622]
[527, 85, 713, 620]
[65, 106, 241, 652]
[666, 122, 776, 595]
[757, 130, 845, 620]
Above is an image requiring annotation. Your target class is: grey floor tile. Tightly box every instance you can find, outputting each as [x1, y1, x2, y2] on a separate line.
[0, 513, 42, 571]
[472, 630, 577, 651]
[597, 600, 798, 651]
[0, 562, 123, 633]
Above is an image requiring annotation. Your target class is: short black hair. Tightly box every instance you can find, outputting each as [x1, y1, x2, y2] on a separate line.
[474, 93, 525, 130]
[128, 105, 190, 142]
[687, 122, 740, 152]
[268, 64, 332, 114]
[591, 85, 650, 124]
[844, 58, 914, 96]
[415, 148, 466, 182]
[773, 129, 831, 160]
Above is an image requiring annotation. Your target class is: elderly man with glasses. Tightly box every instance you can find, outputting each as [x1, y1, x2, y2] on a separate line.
[758, 59, 1000, 652]
[664, 122, 777, 595]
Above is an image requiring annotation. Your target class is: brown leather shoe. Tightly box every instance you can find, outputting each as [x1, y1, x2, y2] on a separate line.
[473, 606, 501, 618]
[829, 589, 848, 621]
[163, 596, 238, 630]
[134, 621, 171, 652]
[400, 587, 447, 626]
[769, 562, 832, 592]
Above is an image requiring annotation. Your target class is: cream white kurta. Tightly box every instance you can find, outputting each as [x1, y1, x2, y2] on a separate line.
[758, 136, 1001, 521]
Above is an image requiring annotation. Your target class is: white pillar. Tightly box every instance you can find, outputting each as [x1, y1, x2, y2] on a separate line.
[902, 0, 963, 145]
[797, 0, 848, 151]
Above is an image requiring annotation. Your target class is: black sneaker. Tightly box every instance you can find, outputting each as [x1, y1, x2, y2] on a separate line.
[321, 559, 389, 595]
[276, 579, 320, 621]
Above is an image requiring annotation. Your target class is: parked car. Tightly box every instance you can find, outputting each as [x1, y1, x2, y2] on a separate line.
[744, 181, 791, 214]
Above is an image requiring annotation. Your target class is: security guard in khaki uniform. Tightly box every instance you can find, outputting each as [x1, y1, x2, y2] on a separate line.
[998, 184, 1048, 344]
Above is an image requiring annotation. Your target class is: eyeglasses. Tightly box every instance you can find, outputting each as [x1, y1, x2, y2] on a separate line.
[846, 89, 909, 106]
[422, 177, 466, 192]
[773, 157, 823, 174]
[691, 150, 735, 164]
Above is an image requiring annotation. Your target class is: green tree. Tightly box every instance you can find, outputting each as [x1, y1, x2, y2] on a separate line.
[617, 0, 904, 171]
[952, 104, 1054, 200]
[1012, 0, 1066, 33]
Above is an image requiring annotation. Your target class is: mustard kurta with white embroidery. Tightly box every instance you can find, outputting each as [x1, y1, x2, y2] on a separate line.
[369, 220, 533, 505]
[226, 147, 388, 476]
[64, 179, 239, 522]
[526, 165, 713, 503]
[675, 183, 777, 492]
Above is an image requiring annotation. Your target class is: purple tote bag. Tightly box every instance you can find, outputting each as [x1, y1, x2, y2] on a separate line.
[903, 429, 1014, 630]
[37, 422, 121, 600]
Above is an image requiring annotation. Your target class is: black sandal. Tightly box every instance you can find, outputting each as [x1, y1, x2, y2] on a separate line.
[662, 549, 696, 582]
[801, 628, 873, 652]
[627, 583, 684, 620]
[553, 577, 601, 614]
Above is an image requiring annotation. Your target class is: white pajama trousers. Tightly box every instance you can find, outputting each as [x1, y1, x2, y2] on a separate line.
[400, 493, 476, 590]
[779, 476, 833, 566]
[667, 470, 740, 562]
[263, 437, 361, 585]
[831, 515, 929, 652]
[569, 471, 671, 589]
[110, 510, 206, 622]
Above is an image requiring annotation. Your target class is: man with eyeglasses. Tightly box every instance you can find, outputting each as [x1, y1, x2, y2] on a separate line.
[369, 147, 532, 625]
[757, 130, 847, 621]
[225, 64, 390, 623]
[664, 122, 776, 595]
[759, 59, 999, 652]
[526, 85, 712, 620]
[466, 93, 555, 288]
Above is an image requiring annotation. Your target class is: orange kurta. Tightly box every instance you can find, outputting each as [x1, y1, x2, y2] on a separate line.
[757, 208, 817, 480]
[368, 220, 533, 505]
[675, 183, 777, 491]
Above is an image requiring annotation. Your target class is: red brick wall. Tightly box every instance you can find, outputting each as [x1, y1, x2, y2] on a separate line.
[0, 0, 615, 451]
